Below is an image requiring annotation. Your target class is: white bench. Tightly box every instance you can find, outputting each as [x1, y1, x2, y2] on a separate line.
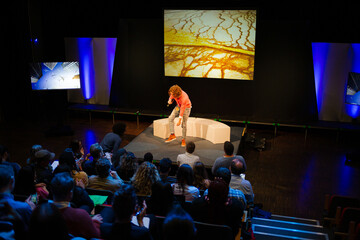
[153, 117, 230, 144]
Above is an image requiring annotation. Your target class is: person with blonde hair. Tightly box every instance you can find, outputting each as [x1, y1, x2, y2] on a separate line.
[131, 162, 160, 196]
[166, 85, 192, 147]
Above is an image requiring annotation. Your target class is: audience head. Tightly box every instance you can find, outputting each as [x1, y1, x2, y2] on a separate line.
[69, 139, 83, 158]
[111, 148, 127, 167]
[51, 172, 74, 202]
[95, 158, 112, 178]
[58, 148, 76, 169]
[132, 161, 161, 195]
[149, 181, 174, 216]
[185, 141, 195, 154]
[143, 152, 153, 163]
[28, 144, 43, 164]
[0, 145, 9, 162]
[112, 122, 126, 137]
[207, 178, 229, 205]
[163, 204, 196, 240]
[112, 183, 137, 221]
[159, 158, 172, 174]
[0, 165, 15, 193]
[29, 202, 70, 240]
[176, 164, 194, 186]
[231, 158, 245, 175]
[215, 167, 231, 185]
[90, 143, 104, 160]
[35, 149, 55, 167]
[193, 161, 208, 189]
[224, 141, 234, 156]
[118, 153, 138, 181]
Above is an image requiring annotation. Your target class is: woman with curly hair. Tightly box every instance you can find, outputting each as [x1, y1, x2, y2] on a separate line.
[131, 162, 160, 196]
[165, 85, 192, 147]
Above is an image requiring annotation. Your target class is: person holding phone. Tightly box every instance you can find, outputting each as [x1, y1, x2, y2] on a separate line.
[166, 85, 192, 147]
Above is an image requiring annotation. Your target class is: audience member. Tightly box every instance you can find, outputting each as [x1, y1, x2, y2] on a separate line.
[131, 162, 160, 196]
[88, 158, 123, 193]
[204, 167, 247, 206]
[163, 204, 196, 240]
[111, 148, 127, 169]
[116, 153, 138, 182]
[193, 162, 210, 191]
[100, 122, 126, 153]
[0, 165, 33, 230]
[58, 148, 89, 188]
[26, 144, 43, 165]
[230, 159, 254, 204]
[176, 141, 199, 169]
[28, 202, 71, 240]
[34, 149, 55, 186]
[52, 165, 94, 214]
[82, 143, 104, 177]
[146, 181, 174, 217]
[212, 141, 247, 175]
[100, 184, 152, 240]
[143, 152, 153, 163]
[0, 199, 26, 239]
[69, 139, 84, 160]
[13, 164, 37, 197]
[0, 145, 21, 178]
[191, 178, 245, 237]
[51, 172, 102, 239]
[158, 158, 176, 184]
[172, 164, 199, 201]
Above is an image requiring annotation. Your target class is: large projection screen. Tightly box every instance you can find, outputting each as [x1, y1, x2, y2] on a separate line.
[164, 9, 256, 80]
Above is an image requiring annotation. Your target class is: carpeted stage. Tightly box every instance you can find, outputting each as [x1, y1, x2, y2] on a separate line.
[124, 124, 244, 167]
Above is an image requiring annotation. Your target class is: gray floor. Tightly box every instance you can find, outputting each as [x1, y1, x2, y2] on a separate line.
[124, 124, 243, 167]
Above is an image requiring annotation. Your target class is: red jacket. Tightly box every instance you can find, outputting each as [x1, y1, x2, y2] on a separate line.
[168, 90, 192, 117]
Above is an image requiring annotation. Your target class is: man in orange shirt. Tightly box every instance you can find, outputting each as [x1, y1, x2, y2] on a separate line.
[165, 85, 192, 147]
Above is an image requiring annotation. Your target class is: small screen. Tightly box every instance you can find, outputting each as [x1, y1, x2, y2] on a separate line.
[30, 62, 81, 90]
[345, 72, 360, 106]
[164, 9, 256, 80]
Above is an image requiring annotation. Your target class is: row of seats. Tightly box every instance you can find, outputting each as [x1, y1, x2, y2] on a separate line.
[323, 194, 360, 240]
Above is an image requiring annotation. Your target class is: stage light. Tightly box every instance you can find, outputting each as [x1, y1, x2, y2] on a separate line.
[77, 38, 95, 100]
[346, 44, 360, 118]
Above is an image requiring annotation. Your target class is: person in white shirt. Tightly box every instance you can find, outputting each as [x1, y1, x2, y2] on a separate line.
[176, 141, 200, 169]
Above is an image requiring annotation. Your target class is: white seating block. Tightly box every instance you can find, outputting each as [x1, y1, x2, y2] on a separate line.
[153, 117, 230, 144]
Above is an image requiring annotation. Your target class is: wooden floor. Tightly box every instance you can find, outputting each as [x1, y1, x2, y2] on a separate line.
[1, 112, 360, 220]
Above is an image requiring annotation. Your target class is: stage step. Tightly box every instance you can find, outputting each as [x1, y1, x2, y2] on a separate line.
[252, 216, 329, 240]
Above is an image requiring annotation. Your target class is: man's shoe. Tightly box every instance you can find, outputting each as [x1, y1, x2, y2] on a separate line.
[165, 134, 176, 143]
[181, 139, 186, 147]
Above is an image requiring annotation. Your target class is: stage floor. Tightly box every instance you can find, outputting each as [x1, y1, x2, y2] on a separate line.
[124, 124, 244, 167]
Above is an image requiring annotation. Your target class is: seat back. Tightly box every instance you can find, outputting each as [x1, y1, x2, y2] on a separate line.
[194, 221, 233, 240]
[338, 208, 360, 233]
[328, 195, 360, 217]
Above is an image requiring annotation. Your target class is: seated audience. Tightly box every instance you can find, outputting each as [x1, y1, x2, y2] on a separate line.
[143, 152, 153, 163]
[69, 139, 85, 160]
[0, 199, 27, 239]
[111, 148, 127, 169]
[13, 164, 37, 197]
[158, 158, 176, 184]
[176, 141, 199, 169]
[52, 165, 94, 214]
[0, 165, 33, 230]
[100, 122, 126, 153]
[58, 148, 89, 188]
[100, 184, 152, 240]
[212, 141, 247, 175]
[230, 159, 254, 204]
[131, 162, 160, 196]
[51, 172, 102, 239]
[204, 167, 247, 206]
[193, 162, 210, 191]
[116, 153, 138, 182]
[29, 202, 71, 240]
[191, 178, 245, 237]
[163, 204, 196, 240]
[146, 181, 174, 217]
[88, 158, 123, 193]
[0, 144, 21, 178]
[82, 143, 104, 177]
[26, 144, 42, 165]
[172, 164, 200, 201]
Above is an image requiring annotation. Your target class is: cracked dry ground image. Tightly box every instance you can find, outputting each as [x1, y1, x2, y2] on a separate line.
[164, 10, 256, 80]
